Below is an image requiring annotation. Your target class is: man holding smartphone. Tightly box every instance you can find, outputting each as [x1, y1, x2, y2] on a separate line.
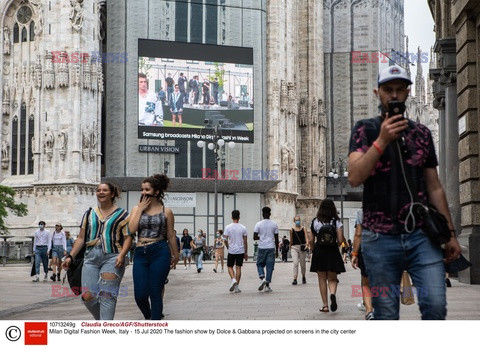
[348, 65, 461, 320]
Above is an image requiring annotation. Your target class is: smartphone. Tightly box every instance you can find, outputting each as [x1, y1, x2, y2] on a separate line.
[388, 101, 406, 118]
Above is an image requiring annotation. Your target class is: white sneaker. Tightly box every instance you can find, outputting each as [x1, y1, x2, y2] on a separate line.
[221, 269, 224, 273]
[264, 285, 273, 292]
[357, 302, 366, 312]
[258, 279, 267, 291]
[229, 279, 238, 292]
[184, 266, 187, 270]
[32, 275, 39, 282]
[234, 285, 241, 293]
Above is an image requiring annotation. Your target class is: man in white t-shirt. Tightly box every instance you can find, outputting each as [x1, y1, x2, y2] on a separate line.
[254, 207, 279, 292]
[223, 210, 248, 294]
[139, 73, 163, 126]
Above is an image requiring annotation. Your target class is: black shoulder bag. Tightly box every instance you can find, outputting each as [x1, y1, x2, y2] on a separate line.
[66, 208, 92, 296]
[395, 140, 451, 245]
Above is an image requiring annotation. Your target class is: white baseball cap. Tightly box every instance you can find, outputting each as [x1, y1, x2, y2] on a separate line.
[378, 65, 412, 87]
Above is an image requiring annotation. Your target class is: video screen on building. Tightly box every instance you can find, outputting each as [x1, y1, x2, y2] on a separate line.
[138, 39, 254, 143]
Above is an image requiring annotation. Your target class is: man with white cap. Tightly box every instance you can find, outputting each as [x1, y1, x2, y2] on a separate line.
[347, 65, 461, 320]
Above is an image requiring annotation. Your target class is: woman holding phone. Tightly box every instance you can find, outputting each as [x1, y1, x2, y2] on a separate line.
[128, 173, 179, 320]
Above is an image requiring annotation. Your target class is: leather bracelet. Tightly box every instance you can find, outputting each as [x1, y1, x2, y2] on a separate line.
[372, 141, 383, 155]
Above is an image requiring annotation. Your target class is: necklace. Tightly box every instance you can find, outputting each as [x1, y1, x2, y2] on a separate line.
[99, 205, 116, 219]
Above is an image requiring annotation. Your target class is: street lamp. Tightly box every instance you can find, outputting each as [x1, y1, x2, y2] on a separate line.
[328, 158, 348, 224]
[197, 124, 235, 236]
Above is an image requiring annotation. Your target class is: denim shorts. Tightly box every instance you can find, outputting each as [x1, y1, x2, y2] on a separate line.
[182, 249, 192, 258]
[51, 245, 65, 258]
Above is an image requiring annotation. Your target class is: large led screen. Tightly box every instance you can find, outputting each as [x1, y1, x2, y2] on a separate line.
[138, 40, 254, 143]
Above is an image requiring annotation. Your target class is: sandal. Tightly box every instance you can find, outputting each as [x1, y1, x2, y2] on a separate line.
[319, 305, 329, 312]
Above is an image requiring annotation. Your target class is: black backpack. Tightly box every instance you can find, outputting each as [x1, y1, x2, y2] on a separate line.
[312, 219, 337, 247]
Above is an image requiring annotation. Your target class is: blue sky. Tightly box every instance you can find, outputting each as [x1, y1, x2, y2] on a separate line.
[404, 0, 436, 94]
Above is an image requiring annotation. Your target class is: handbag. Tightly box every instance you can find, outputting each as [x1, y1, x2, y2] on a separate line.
[400, 271, 415, 305]
[396, 140, 451, 245]
[66, 208, 91, 296]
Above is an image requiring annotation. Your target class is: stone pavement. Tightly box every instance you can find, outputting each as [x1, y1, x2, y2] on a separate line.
[1, 260, 479, 320]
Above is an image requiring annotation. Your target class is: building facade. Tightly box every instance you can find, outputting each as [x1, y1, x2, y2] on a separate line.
[0, 0, 328, 256]
[429, 0, 480, 284]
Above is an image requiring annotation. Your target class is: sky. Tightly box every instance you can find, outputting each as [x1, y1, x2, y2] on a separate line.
[404, 0, 436, 95]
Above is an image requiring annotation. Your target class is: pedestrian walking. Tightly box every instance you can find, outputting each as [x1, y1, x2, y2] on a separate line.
[290, 215, 308, 285]
[50, 223, 67, 281]
[191, 229, 206, 273]
[213, 230, 225, 273]
[351, 210, 374, 320]
[308, 199, 346, 313]
[280, 236, 290, 262]
[32, 221, 51, 282]
[224, 210, 248, 293]
[65, 231, 74, 254]
[180, 229, 193, 269]
[128, 173, 179, 320]
[62, 182, 133, 320]
[254, 207, 279, 293]
[348, 65, 461, 319]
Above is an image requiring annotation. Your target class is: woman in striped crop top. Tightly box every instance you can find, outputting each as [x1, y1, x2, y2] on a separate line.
[129, 173, 180, 320]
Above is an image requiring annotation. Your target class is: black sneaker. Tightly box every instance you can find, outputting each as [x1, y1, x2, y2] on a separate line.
[446, 278, 452, 287]
[302, 276, 307, 284]
[292, 279, 297, 285]
[50, 274, 56, 281]
[57, 273, 60, 281]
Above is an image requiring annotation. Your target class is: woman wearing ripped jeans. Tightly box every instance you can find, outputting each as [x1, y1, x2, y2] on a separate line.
[62, 182, 132, 320]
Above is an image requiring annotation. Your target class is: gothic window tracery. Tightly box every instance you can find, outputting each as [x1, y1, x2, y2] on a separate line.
[13, 23, 19, 43]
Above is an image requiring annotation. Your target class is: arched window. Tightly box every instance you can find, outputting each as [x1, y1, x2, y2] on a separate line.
[11, 116, 18, 175]
[30, 21, 35, 41]
[21, 27, 27, 42]
[19, 103, 26, 174]
[13, 23, 19, 43]
[28, 115, 34, 174]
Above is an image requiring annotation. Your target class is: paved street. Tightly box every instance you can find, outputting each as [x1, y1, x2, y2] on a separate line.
[1, 260, 479, 320]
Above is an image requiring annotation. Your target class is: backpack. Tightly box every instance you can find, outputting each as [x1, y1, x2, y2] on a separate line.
[312, 219, 337, 247]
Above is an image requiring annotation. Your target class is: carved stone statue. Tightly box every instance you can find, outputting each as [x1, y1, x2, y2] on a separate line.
[300, 160, 307, 183]
[1, 139, 9, 159]
[58, 129, 68, 160]
[3, 83, 9, 102]
[281, 143, 289, 172]
[287, 143, 295, 171]
[44, 127, 54, 160]
[30, 0, 45, 36]
[69, 0, 85, 32]
[89, 124, 98, 161]
[3, 27, 10, 55]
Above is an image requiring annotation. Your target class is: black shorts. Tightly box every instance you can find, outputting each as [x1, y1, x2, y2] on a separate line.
[227, 253, 244, 268]
[358, 250, 368, 278]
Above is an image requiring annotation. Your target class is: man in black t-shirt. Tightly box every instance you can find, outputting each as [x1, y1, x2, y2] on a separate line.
[348, 65, 461, 320]
[165, 73, 174, 104]
[180, 228, 193, 269]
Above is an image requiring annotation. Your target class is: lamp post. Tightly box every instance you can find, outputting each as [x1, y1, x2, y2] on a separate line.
[328, 158, 348, 224]
[197, 124, 235, 235]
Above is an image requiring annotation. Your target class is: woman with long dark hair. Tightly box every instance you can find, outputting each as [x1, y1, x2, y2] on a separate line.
[62, 182, 132, 320]
[129, 174, 180, 320]
[308, 199, 346, 313]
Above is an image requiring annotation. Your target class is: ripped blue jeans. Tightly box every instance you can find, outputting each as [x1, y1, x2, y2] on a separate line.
[81, 245, 126, 320]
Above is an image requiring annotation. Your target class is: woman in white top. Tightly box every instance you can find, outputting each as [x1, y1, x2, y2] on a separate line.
[50, 223, 67, 281]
